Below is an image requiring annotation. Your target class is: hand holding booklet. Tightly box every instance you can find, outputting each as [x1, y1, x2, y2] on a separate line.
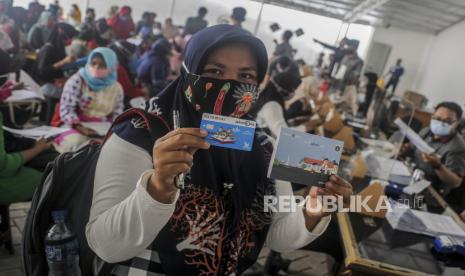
[268, 128, 344, 186]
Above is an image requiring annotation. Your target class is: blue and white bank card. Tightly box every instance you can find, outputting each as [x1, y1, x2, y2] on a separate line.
[200, 113, 256, 151]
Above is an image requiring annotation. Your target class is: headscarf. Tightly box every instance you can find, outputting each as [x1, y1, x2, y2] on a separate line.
[79, 47, 118, 91]
[27, 11, 53, 47]
[137, 38, 171, 85]
[46, 22, 78, 56]
[36, 10, 53, 26]
[250, 68, 302, 120]
[143, 24, 272, 274]
[0, 30, 13, 51]
[68, 4, 81, 24]
[109, 40, 136, 71]
[107, 6, 135, 39]
[146, 24, 269, 222]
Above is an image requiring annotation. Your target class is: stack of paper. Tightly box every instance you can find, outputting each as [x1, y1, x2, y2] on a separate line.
[3, 125, 70, 139]
[387, 203, 465, 239]
[403, 179, 431, 195]
[4, 89, 45, 102]
[364, 152, 412, 185]
[394, 118, 434, 154]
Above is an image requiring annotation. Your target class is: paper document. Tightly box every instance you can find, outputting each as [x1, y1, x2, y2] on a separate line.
[346, 121, 369, 130]
[3, 125, 70, 139]
[403, 179, 431, 195]
[81, 122, 112, 136]
[4, 89, 45, 102]
[268, 128, 344, 186]
[364, 153, 411, 184]
[394, 118, 434, 154]
[387, 202, 465, 239]
[17, 70, 41, 93]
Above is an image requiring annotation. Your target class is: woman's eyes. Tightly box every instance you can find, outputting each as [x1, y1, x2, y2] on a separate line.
[202, 68, 257, 83]
[240, 73, 256, 80]
[203, 68, 223, 76]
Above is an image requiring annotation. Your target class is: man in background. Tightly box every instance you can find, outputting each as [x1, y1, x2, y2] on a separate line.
[183, 7, 207, 36]
[230, 7, 247, 30]
[273, 30, 295, 59]
[313, 37, 348, 75]
[385, 58, 405, 95]
[400, 102, 465, 212]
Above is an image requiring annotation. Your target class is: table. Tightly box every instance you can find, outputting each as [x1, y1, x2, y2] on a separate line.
[337, 176, 465, 275]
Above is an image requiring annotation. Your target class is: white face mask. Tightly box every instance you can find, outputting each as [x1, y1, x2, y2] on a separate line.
[430, 119, 453, 137]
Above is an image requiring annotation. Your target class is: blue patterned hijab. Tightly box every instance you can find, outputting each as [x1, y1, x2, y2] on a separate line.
[79, 47, 118, 91]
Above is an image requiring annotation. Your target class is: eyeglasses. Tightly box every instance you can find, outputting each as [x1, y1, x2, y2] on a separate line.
[431, 117, 456, 125]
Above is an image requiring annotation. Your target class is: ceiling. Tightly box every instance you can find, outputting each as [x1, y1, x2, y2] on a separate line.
[250, 0, 465, 34]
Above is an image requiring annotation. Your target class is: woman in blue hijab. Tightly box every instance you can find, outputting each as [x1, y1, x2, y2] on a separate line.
[54, 47, 124, 153]
[87, 25, 352, 275]
[137, 37, 172, 96]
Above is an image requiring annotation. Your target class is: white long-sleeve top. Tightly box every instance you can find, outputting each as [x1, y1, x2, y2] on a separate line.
[256, 101, 305, 138]
[86, 133, 330, 263]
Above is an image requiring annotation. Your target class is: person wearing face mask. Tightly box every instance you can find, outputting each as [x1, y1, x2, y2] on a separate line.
[85, 25, 353, 275]
[87, 18, 112, 50]
[34, 22, 78, 123]
[253, 56, 319, 138]
[400, 102, 465, 208]
[0, 48, 58, 205]
[54, 47, 123, 153]
[67, 4, 81, 28]
[107, 6, 135, 40]
[27, 10, 55, 50]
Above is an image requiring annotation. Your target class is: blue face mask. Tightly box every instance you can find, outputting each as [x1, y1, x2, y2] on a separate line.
[430, 119, 453, 137]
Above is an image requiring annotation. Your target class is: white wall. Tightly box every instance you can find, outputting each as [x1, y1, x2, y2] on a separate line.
[414, 20, 465, 106]
[369, 26, 434, 96]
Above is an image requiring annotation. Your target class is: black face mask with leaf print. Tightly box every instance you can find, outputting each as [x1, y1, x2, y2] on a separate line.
[182, 65, 259, 118]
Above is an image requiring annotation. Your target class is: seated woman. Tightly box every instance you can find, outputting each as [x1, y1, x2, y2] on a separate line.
[34, 23, 78, 123]
[27, 10, 55, 50]
[85, 25, 352, 275]
[253, 65, 319, 138]
[137, 38, 172, 97]
[0, 113, 52, 204]
[54, 47, 124, 153]
[0, 50, 56, 205]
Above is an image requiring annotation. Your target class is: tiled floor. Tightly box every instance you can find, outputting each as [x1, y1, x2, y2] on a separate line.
[0, 202, 335, 276]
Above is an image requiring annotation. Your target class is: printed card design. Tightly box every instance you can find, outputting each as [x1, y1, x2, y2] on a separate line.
[268, 128, 344, 185]
[200, 113, 256, 151]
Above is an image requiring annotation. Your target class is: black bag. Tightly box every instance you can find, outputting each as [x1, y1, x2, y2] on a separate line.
[22, 108, 169, 276]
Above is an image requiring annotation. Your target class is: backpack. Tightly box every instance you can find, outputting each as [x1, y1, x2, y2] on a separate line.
[22, 108, 170, 276]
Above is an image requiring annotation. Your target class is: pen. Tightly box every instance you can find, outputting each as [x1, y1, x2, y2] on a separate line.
[172, 110, 185, 189]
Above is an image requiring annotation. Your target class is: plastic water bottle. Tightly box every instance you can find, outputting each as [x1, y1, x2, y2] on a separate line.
[45, 210, 81, 276]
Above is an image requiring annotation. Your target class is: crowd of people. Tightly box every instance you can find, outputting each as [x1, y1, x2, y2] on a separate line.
[0, 1, 464, 275]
